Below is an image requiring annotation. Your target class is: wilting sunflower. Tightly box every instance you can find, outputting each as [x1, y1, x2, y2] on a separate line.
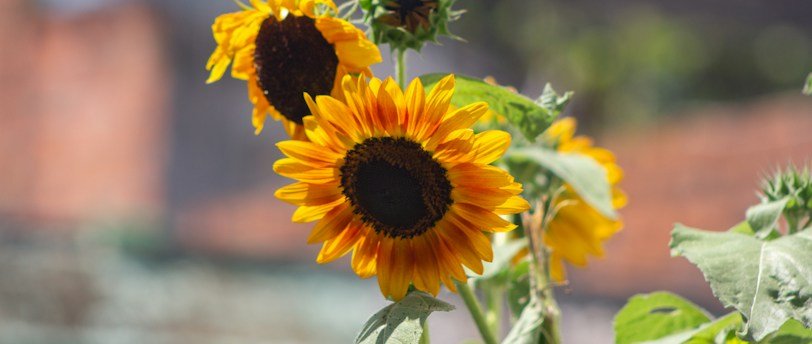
[206, 0, 382, 138]
[274, 74, 530, 300]
[542, 118, 627, 282]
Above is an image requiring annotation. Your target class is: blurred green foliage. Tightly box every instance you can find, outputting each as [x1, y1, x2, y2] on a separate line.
[452, 0, 812, 128]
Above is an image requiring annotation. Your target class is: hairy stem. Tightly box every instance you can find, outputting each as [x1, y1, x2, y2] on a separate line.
[456, 280, 499, 344]
[523, 198, 563, 344]
[395, 49, 407, 89]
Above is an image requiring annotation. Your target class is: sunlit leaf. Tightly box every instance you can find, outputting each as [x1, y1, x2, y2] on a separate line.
[419, 74, 570, 142]
[613, 292, 712, 344]
[746, 198, 789, 239]
[642, 312, 742, 344]
[355, 291, 454, 344]
[506, 147, 616, 219]
[804, 73, 812, 95]
[671, 225, 812, 341]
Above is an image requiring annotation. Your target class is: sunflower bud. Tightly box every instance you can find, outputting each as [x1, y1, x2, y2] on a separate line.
[761, 164, 812, 231]
[361, 0, 462, 52]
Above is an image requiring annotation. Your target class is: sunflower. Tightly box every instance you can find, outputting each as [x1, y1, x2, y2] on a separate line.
[206, 0, 382, 138]
[273, 74, 530, 300]
[378, 0, 438, 33]
[542, 118, 627, 282]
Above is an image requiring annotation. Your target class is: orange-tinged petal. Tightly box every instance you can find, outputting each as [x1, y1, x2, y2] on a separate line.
[448, 204, 516, 232]
[411, 235, 441, 295]
[388, 239, 414, 300]
[376, 238, 395, 299]
[351, 229, 379, 278]
[307, 204, 354, 244]
[317, 219, 363, 263]
[435, 221, 484, 274]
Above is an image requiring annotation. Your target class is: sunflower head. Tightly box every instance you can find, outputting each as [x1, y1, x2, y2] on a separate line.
[273, 74, 530, 300]
[206, 0, 381, 138]
[362, 0, 462, 52]
[541, 118, 627, 282]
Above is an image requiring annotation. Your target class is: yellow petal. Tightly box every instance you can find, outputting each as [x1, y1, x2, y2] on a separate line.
[273, 158, 336, 183]
[277, 140, 341, 167]
[351, 229, 379, 278]
[275, 182, 341, 206]
[472, 130, 511, 164]
[291, 198, 344, 222]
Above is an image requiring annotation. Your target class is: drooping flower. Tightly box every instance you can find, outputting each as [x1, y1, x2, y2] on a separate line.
[206, 0, 382, 138]
[542, 118, 627, 282]
[273, 74, 530, 300]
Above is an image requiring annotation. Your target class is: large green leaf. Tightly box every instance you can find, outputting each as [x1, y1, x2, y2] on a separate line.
[745, 198, 789, 239]
[506, 147, 616, 219]
[355, 291, 454, 344]
[419, 74, 571, 142]
[671, 225, 812, 341]
[642, 312, 743, 344]
[613, 292, 712, 344]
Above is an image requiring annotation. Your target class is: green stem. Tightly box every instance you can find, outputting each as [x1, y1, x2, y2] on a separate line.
[523, 199, 563, 344]
[455, 280, 499, 344]
[395, 49, 407, 89]
[484, 282, 503, 337]
[419, 320, 430, 344]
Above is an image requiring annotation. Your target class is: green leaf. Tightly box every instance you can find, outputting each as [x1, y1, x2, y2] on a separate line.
[506, 147, 616, 219]
[419, 74, 570, 142]
[746, 198, 789, 239]
[642, 312, 743, 344]
[670, 225, 812, 341]
[355, 291, 455, 344]
[507, 261, 531, 319]
[503, 299, 544, 344]
[535, 84, 573, 119]
[804, 73, 812, 96]
[613, 292, 712, 344]
[764, 319, 812, 344]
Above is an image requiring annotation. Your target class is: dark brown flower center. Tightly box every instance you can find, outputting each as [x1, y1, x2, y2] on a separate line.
[382, 0, 437, 33]
[254, 15, 338, 125]
[339, 137, 453, 239]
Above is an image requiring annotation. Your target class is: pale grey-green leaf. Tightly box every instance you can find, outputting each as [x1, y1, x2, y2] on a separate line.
[355, 291, 455, 344]
[613, 292, 711, 344]
[507, 148, 616, 219]
[746, 198, 789, 239]
[502, 300, 544, 344]
[670, 225, 812, 341]
[804, 73, 812, 95]
[535, 84, 573, 117]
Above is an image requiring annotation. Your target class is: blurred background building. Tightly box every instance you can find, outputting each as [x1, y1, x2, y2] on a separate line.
[1, 0, 811, 343]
